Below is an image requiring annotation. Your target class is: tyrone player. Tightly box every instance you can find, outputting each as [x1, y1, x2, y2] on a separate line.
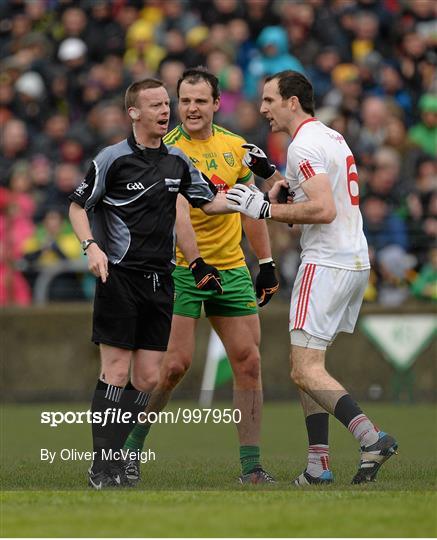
[226, 70, 398, 485]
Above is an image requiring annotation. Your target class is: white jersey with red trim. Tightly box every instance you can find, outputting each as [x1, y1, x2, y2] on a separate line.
[285, 118, 370, 271]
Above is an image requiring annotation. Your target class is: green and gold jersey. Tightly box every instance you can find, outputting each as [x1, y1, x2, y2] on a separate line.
[164, 123, 252, 270]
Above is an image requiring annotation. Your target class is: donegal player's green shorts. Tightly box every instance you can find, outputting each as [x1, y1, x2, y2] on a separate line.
[172, 266, 258, 318]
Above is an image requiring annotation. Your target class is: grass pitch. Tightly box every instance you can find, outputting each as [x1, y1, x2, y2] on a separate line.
[1, 402, 436, 537]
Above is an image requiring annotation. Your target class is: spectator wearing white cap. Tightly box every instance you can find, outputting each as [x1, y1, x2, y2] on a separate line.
[15, 71, 45, 99]
[58, 37, 87, 64]
[57, 38, 89, 116]
[14, 71, 49, 131]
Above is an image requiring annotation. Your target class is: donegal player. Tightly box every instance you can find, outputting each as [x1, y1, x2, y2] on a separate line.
[123, 67, 279, 484]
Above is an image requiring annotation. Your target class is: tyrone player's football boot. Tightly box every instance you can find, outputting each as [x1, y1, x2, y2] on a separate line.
[239, 467, 276, 484]
[293, 469, 334, 486]
[352, 431, 398, 484]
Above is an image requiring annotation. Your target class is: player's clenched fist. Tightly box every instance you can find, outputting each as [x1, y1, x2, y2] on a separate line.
[242, 143, 276, 180]
[189, 257, 224, 294]
[268, 179, 293, 204]
[226, 184, 271, 219]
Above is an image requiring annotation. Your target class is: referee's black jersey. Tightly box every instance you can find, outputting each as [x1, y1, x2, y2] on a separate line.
[69, 133, 216, 273]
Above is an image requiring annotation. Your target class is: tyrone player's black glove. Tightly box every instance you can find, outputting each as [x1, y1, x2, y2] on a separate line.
[242, 144, 276, 180]
[264, 186, 290, 204]
[255, 261, 279, 307]
[264, 186, 294, 228]
[189, 257, 223, 295]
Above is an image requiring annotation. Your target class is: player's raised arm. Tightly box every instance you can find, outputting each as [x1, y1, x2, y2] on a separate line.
[200, 192, 236, 215]
[271, 173, 337, 224]
[241, 143, 284, 189]
[170, 144, 235, 216]
[226, 174, 336, 225]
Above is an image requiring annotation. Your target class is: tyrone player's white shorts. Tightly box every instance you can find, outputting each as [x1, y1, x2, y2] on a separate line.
[289, 263, 369, 342]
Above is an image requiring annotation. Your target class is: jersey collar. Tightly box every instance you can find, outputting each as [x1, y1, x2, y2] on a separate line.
[292, 117, 317, 141]
[179, 123, 215, 142]
[127, 132, 168, 156]
[178, 124, 191, 140]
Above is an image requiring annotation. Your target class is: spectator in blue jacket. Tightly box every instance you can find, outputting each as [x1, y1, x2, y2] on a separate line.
[244, 26, 304, 98]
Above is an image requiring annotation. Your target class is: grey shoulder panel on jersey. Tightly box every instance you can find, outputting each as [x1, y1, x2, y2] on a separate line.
[85, 139, 133, 211]
[165, 144, 190, 162]
[165, 144, 215, 205]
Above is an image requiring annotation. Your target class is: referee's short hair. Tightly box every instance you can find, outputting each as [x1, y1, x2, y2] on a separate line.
[265, 70, 315, 116]
[176, 67, 220, 101]
[125, 78, 164, 110]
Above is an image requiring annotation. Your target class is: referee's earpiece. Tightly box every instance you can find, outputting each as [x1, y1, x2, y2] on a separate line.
[129, 108, 140, 121]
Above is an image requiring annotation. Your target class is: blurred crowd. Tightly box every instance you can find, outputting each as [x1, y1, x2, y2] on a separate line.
[0, 0, 436, 306]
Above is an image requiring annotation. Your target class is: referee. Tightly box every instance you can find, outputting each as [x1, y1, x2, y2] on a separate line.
[69, 78, 228, 489]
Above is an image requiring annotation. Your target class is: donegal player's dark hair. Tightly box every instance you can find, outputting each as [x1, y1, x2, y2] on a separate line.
[177, 67, 220, 101]
[265, 70, 315, 116]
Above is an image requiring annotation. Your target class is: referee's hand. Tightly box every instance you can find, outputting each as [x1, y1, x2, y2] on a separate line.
[86, 243, 109, 283]
[189, 257, 223, 294]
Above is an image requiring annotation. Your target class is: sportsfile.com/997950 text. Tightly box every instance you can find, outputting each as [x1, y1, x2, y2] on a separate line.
[40, 408, 242, 428]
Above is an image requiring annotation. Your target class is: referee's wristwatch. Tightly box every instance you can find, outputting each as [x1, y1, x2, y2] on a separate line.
[81, 239, 97, 253]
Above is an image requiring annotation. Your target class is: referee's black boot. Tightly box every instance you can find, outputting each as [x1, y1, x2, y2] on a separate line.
[107, 458, 137, 487]
[88, 462, 120, 490]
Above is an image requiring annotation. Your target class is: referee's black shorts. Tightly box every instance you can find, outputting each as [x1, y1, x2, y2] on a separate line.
[92, 264, 174, 351]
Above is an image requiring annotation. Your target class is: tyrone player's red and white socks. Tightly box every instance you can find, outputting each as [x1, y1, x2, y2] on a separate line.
[348, 414, 380, 447]
[306, 444, 330, 478]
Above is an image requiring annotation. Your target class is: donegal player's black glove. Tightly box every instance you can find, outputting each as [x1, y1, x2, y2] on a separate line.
[189, 257, 223, 295]
[242, 144, 276, 180]
[255, 261, 279, 307]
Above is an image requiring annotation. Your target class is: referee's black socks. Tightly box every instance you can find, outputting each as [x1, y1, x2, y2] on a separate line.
[90, 379, 123, 473]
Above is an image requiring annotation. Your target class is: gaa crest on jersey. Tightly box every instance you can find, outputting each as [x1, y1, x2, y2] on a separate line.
[223, 152, 235, 166]
[127, 182, 145, 190]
